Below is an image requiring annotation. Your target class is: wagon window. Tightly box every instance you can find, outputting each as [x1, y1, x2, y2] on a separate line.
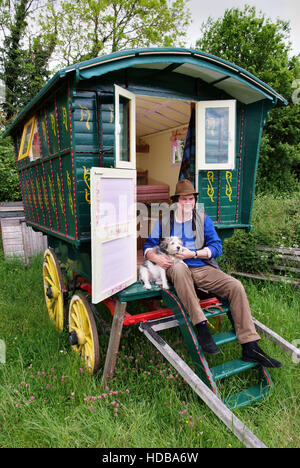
[114, 85, 136, 169]
[18, 117, 35, 160]
[18, 116, 42, 161]
[196, 100, 236, 171]
[119, 96, 130, 162]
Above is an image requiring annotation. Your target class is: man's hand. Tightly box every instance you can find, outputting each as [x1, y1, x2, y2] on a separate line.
[175, 247, 195, 260]
[146, 250, 174, 269]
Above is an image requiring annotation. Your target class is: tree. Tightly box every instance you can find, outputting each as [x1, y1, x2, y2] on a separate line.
[0, 131, 20, 201]
[0, 1, 55, 121]
[0, 0, 57, 121]
[41, 0, 191, 67]
[195, 5, 300, 193]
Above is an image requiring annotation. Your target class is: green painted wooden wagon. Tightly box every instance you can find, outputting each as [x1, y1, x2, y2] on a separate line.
[3, 48, 287, 416]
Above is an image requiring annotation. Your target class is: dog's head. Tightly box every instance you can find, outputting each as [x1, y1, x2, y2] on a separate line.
[160, 236, 183, 256]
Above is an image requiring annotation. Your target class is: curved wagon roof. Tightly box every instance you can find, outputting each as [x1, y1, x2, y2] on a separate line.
[3, 47, 287, 138]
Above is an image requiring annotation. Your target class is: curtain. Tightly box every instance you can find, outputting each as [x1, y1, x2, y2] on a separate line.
[178, 107, 195, 185]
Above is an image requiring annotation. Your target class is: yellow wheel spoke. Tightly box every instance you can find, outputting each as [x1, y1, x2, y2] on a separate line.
[68, 295, 99, 374]
[43, 249, 66, 332]
[44, 262, 57, 286]
[44, 275, 55, 287]
[70, 312, 80, 329]
[47, 298, 55, 309]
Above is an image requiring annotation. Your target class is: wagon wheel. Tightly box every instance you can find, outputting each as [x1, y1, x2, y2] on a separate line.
[69, 294, 100, 374]
[43, 248, 67, 331]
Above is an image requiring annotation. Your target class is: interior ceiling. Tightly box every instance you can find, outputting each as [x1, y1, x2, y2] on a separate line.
[136, 94, 191, 138]
[133, 58, 269, 138]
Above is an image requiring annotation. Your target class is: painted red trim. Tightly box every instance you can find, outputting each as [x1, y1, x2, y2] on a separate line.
[35, 165, 46, 227]
[235, 155, 242, 222]
[49, 158, 60, 231]
[29, 166, 41, 226]
[68, 80, 79, 239]
[41, 161, 53, 229]
[161, 288, 218, 394]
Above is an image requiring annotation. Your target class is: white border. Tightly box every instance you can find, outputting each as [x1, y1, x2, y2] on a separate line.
[196, 100, 236, 173]
[91, 167, 137, 304]
[114, 85, 136, 169]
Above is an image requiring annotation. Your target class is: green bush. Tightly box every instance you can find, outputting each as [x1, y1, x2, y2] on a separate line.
[0, 134, 21, 202]
[219, 190, 300, 273]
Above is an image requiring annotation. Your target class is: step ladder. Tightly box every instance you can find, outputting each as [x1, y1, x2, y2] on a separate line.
[139, 288, 274, 409]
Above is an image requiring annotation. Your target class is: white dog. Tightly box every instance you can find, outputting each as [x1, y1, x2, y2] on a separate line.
[139, 236, 184, 290]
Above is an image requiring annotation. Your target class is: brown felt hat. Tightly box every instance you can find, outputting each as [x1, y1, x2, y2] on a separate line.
[171, 179, 198, 199]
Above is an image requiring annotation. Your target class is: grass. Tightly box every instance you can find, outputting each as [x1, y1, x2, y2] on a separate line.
[0, 252, 299, 448]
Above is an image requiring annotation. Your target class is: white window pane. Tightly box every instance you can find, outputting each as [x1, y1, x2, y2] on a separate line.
[100, 236, 134, 294]
[205, 107, 229, 165]
[99, 177, 135, 226]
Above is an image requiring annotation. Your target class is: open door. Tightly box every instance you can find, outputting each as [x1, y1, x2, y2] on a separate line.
[90, 167, 137, 304]
[115, 85, 136, 169]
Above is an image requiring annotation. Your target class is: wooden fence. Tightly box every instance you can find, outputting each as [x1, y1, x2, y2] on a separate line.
[0, 202, 47, 264]
[232, 245, 300, 287]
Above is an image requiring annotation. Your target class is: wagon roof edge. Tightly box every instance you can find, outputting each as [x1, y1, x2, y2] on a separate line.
[2, 47, 287, 138]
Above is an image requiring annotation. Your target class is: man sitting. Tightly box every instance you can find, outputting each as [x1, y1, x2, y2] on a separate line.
[143, 179, 282, 368]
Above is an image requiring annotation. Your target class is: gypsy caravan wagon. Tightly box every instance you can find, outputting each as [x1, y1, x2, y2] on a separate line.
[3, 48, 287, 412]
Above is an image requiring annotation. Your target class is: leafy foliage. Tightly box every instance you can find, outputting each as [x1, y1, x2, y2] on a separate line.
[0, 133, 20, 201]
[196, 5, 300, 193]
[41, 0, 190, 66]
[0, 0, 57, 120]
[219, 191, 300, 273]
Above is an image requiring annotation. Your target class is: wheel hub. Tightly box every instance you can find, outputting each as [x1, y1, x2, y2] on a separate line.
[69, 331, 79, 346]
[70, 328, 87, 346]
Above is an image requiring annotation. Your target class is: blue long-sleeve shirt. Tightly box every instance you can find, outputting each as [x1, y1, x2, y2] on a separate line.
[143, 214, 222, 267]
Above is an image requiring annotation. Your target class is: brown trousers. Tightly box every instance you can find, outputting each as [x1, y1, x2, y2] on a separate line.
[167, 263, 260, 344]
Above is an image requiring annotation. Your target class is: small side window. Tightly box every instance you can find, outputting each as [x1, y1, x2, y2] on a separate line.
[18, 116, 42, 161]
[196, 100, 236, 171]
[18, 117, 35, 160]
[114, 85, 136, 169]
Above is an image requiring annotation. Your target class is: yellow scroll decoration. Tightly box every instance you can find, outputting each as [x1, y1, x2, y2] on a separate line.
[50, 114, 56, 136]
[225, 171, 233, 202]
[79, 105, 91, 130]
[56, 174, 64, 213]
[41, 121, 47, 142]
[30, 179, 37, 208]
[36, 180, 42, 210]
[109, 106, 114, 124]
[66, 170, 74, 215]
[62, 106, 68, 131]
[48, 175, 55, 211]
[83, 166, 90, 204]
[41, 177, 47, 203]
[207, 171, 215, 203]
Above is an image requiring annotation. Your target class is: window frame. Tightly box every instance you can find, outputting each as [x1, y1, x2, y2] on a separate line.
[90, 166, 137, 304]
[196, 100, 236, 171]
[114, 85, 136, 169]
[18, 116, 36, 161]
